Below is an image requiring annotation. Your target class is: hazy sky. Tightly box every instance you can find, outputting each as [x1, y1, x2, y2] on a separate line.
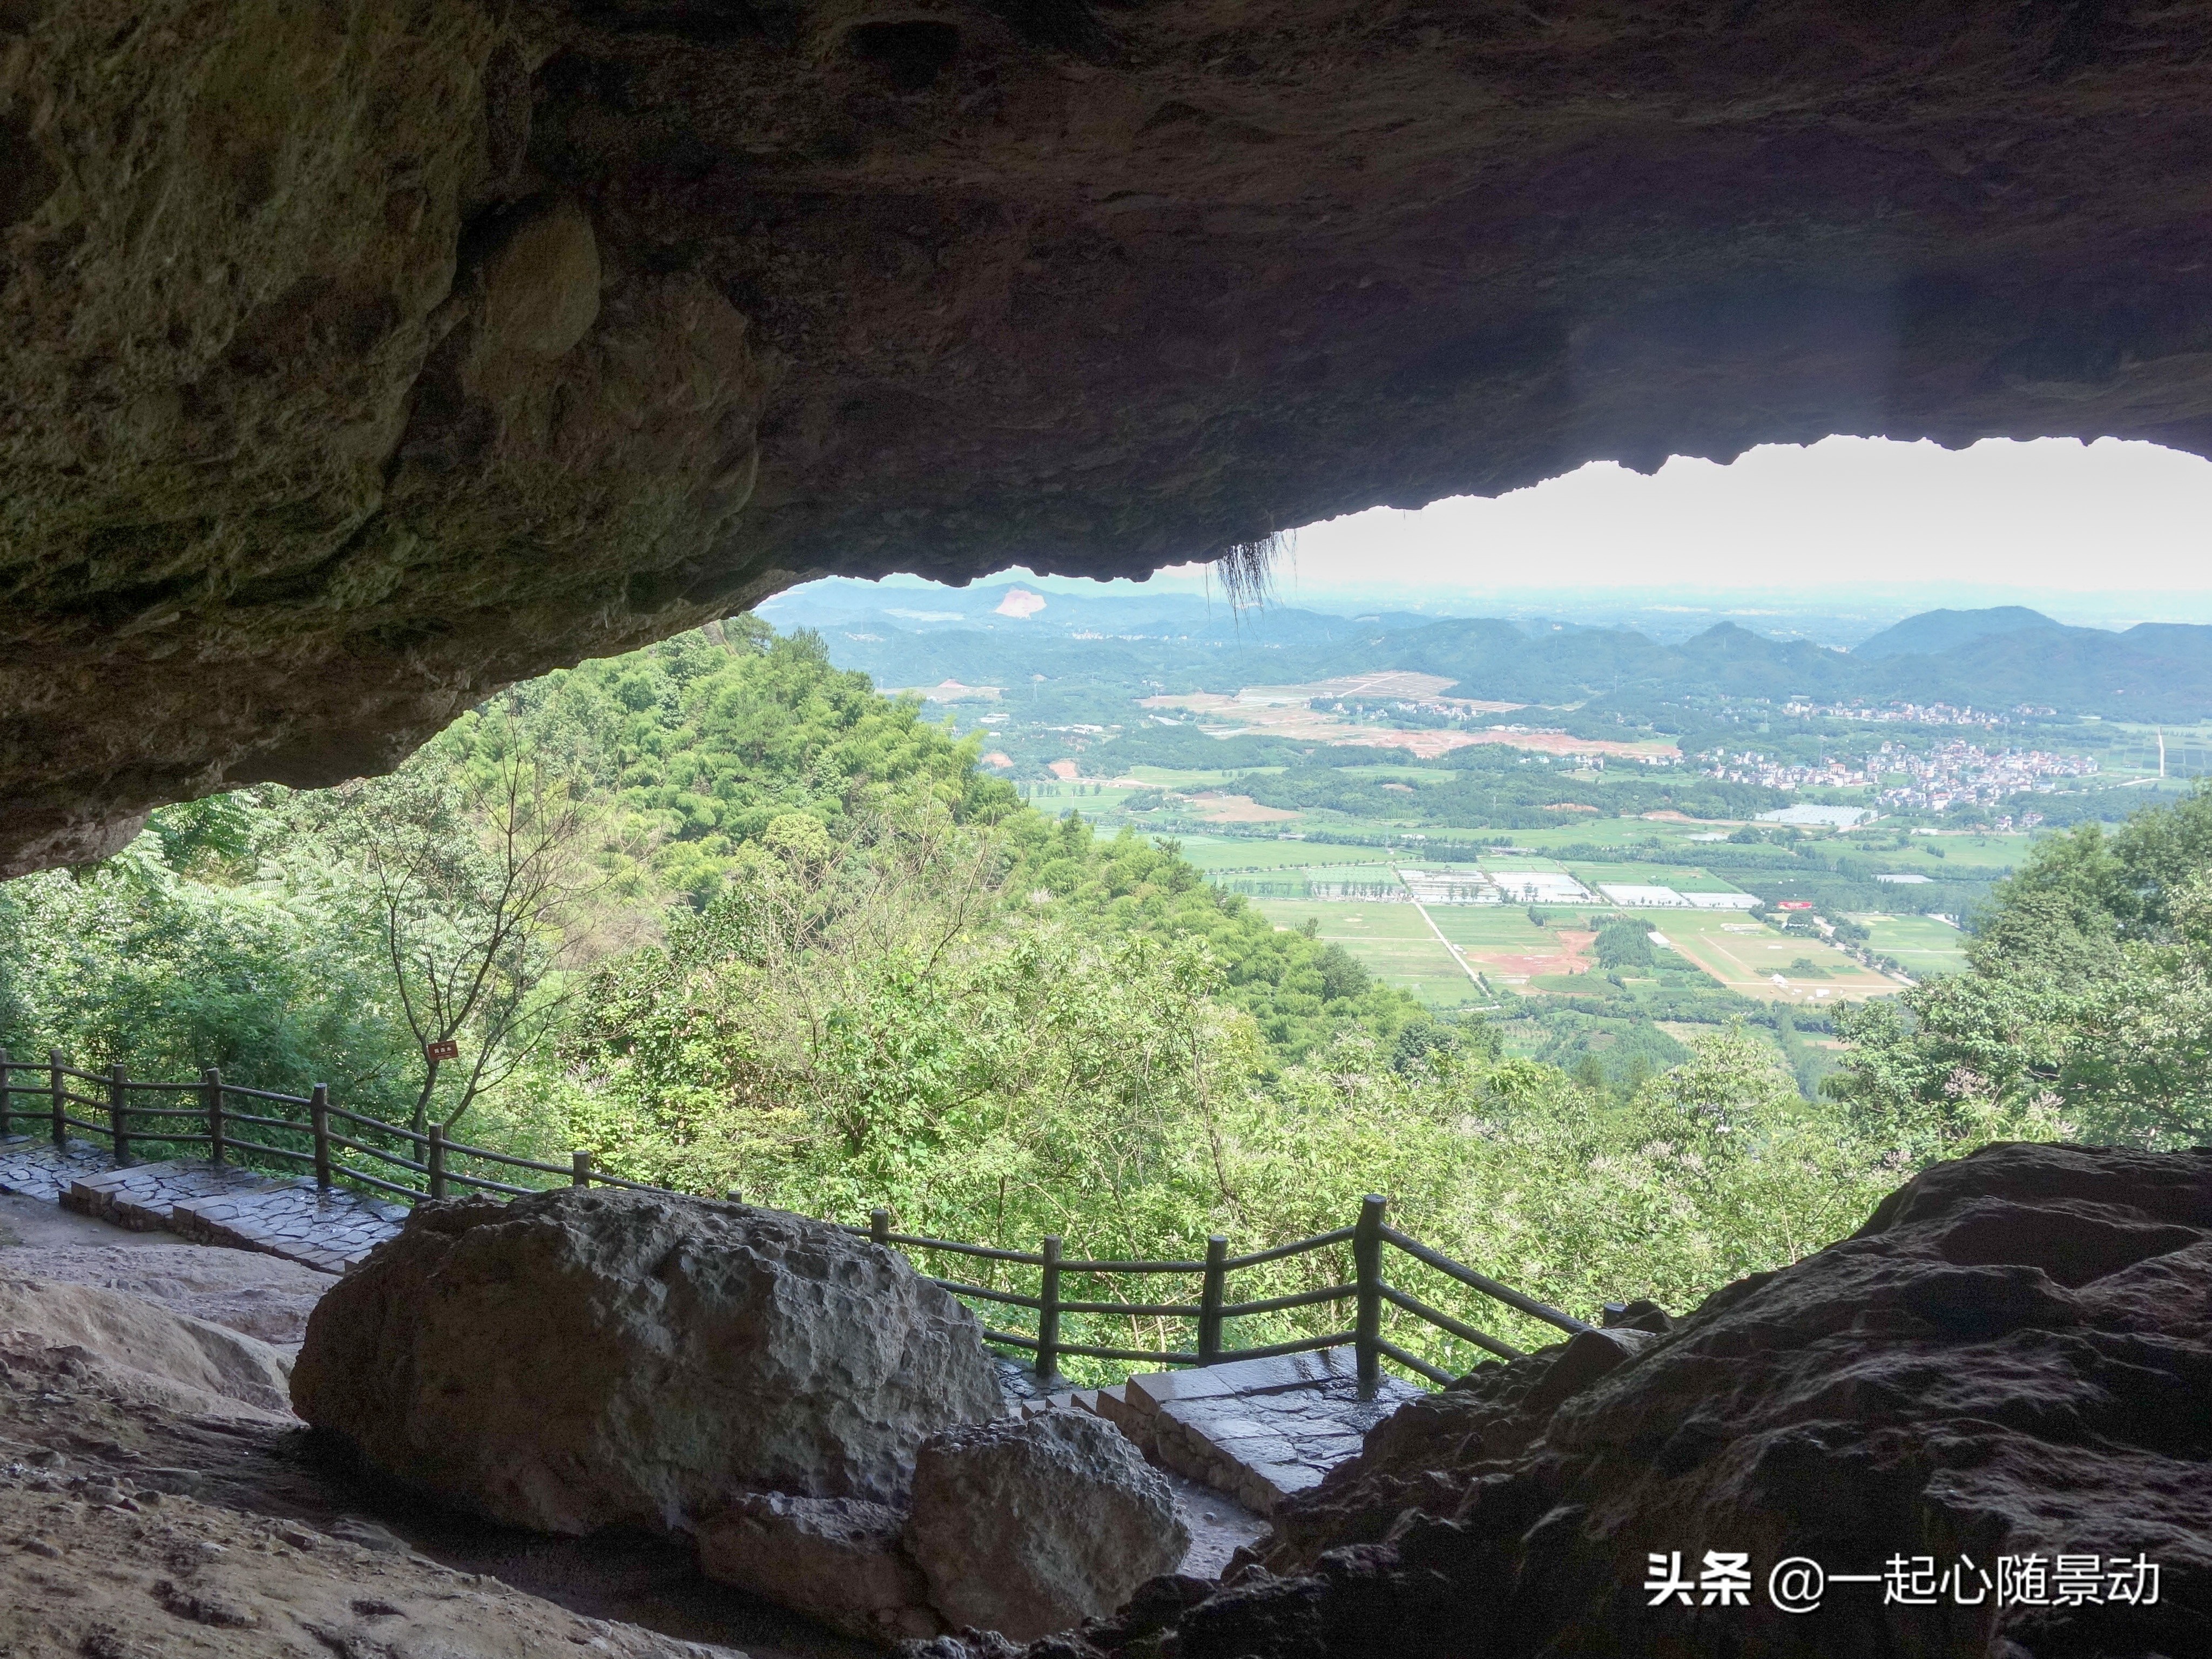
[1265, 436, 2212, 596]
[1069, 436, 2210, 609]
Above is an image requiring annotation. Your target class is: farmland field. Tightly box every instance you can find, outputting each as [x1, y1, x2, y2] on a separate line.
[1425, 907, 1595, 990]
[1481, 818, 1737, 851]
[1018, 783, 1150, 813]
[1251, 898, 1488, 1007]
[1474, 853, 1574, 875]
[1171, 837, 1395, 871]
[1120, 766, 1286, 786]
[1839, 832, 2038, 872]
[1853, 913, 1972, 976]
[1303, 863, 1406, 884]
[1653, 911, 1898, 1004]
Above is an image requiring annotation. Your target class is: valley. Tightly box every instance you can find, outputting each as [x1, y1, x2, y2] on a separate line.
[758, 580, 2212, 1089]
[1003, 757, 2027, 1083]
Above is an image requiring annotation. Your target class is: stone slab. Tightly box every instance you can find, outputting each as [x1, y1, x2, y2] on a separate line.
[0, 1138, 114, 1204]
[5, 1136, 407, 1277]
[1087, 1382, 1155, 1457]
[1014, 1348, 1425, 1514]
[168, 1178, 406, 1273]
[1125, 1346, 1365, 1406]
[1116, 1347, 1420, 1515]
[64, 1159, 285, 1232]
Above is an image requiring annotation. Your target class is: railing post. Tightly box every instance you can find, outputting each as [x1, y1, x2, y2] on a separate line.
[109, 1063, 130, 1165]
[870, 1207, 891, 1246]
[0, 1046, 11, 1139]
[1036, 1234, 1063, 1387]
[1354, 1194, 1387, 1398]
[1198, 1233, 1229, 1365]
[203, 1068, 224, 1164]
[426, 1124, 446, 1199]
[48, 1049, 64, 1147]
[571, 1150, 592, 1188]
[309, 1084, 332, 1189]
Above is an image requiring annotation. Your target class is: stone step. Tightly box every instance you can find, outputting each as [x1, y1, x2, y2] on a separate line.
[1111, 1350, 1421, 1516]
[63, 1158, 281, 1232]
[28, 1146, 409, 1276]
[1016, 1386, 1115, 1428]
[168, 1178, 408, 1274]
[1011, 1350, 1421, 1515]
[1086, 1381, 1152, 1453]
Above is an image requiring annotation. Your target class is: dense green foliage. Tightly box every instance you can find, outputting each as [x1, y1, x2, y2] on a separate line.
[427, 624, 1419, 1062]
[455, 620, 1021, 908]
[0, 828, 415, 1109]
[1834, 785, 2212, 1148]
[557, 816, 2040, 1363]
[0, 619, 2132, 1376]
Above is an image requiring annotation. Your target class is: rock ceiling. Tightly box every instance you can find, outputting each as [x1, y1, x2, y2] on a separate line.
[4, 0, 2210, 873]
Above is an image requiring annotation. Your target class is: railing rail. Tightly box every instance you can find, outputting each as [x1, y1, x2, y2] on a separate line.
[0, 1046, 1590, 1392]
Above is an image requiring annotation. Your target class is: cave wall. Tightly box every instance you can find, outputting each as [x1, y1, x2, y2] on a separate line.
[4, 0, 2211, 872]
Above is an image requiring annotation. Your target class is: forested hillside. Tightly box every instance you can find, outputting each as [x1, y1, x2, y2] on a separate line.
[8, 619, 2184, 1360]
[1834, 790, 2212, 1148]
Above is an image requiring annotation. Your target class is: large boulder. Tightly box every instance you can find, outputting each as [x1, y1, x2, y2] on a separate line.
[905, 1410, 1190, 1642]
[941, 1143, 2212, 1658]
[291, 1189, 1000, 1533]
[697, 1491, 942, 1645]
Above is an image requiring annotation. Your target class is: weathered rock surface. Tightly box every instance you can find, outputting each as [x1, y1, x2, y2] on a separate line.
[906, 1410, 1189, 1643]
[291, 1188, 1000, 1533]
[0, 1475, 743, 1659]
[0, 1269, 295, 1419]
[0, 1241, 333, 1346]
[698, 1490, 942, 1644]
[939, 1143, 2212, 1658]
[9, 4, 2212, 871]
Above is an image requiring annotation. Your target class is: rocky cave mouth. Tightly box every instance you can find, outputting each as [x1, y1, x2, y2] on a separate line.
[3, 1, 2211, 874]
[4, 12, 2212, 1645]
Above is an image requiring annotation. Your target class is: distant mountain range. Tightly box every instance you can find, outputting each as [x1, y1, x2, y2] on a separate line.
[757, 581, 1431, 649]
[761, 584, 2212, 720]
[1850, 606, 2066, 662]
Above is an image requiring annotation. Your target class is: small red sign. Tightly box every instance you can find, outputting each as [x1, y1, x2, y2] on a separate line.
[424, 1038, 461, 1062]
[1777, 900, 1815, 911]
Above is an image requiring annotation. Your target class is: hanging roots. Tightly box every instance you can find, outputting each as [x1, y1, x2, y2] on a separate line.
[1212, 529, 1289, 608]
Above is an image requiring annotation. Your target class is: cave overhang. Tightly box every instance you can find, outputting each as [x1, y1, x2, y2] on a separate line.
[3, 0, 2208, 873]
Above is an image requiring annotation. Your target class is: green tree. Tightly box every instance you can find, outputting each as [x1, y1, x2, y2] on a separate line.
[1833, 783, 2212, 1147]
[0, 798, 417, 1113]
[312, 754, 602, 1135]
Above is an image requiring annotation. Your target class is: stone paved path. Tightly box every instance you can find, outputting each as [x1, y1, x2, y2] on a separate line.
[1026, 1347, 1420, 1515]
[0, 1137, 117, 1203]
[0, 1138, 406, 1275]
[166, 1174, 410, 1274]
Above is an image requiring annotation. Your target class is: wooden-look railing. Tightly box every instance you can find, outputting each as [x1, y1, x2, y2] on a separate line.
[0, 1048, 1588, 1393]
